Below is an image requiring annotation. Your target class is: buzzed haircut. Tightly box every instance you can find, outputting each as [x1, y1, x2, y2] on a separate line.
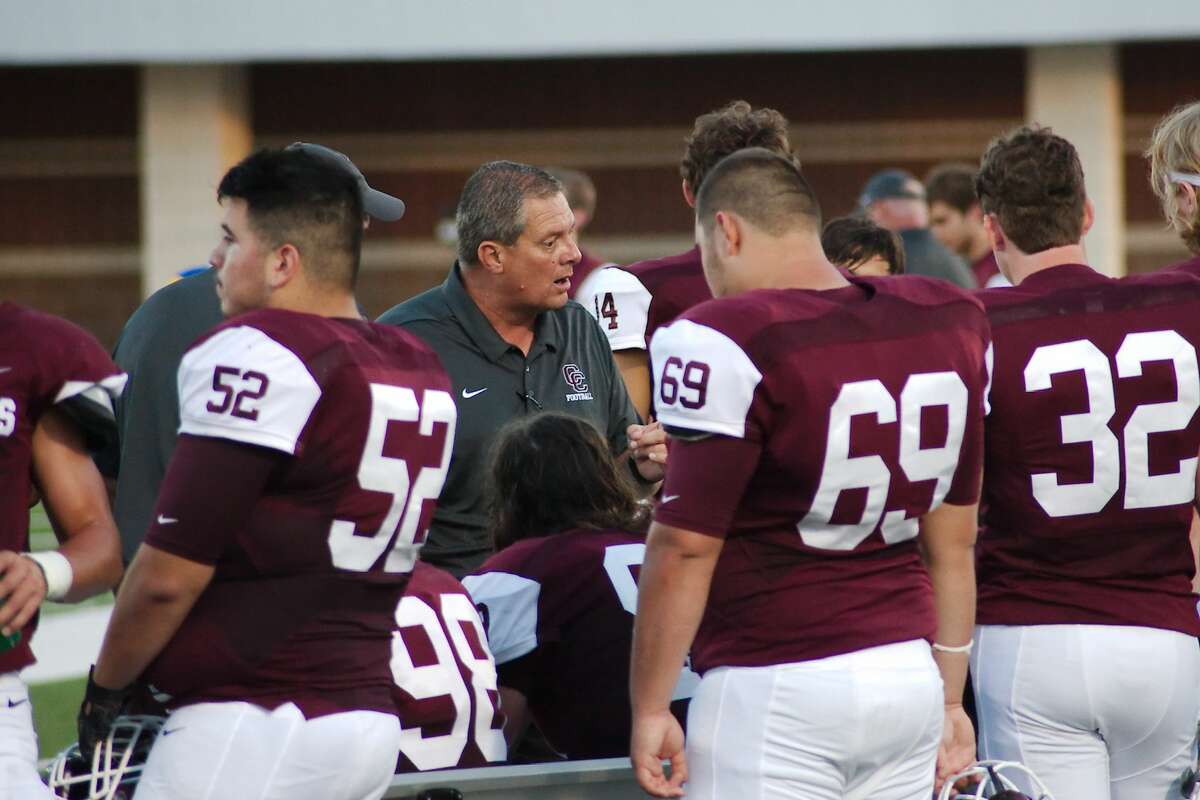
[217, 147, 364, 290]
[695, 147, 822, 236]
[975, 125, 1087, 255]
[925, 163, 980, 214]
[681, 100, 794, 196]
[456, 161, 563, 266]
[547, 167, 597, 216]
[821, 216, 905, 275]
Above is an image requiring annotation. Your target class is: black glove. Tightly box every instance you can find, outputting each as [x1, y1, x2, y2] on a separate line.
[78, 666, 130, 758]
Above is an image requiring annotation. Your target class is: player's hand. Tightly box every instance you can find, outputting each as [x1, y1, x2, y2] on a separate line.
[630, 709, 687, 798]
[627, 421, 667, 483]
[0, 551, 47, 637]
[935, 703, 976, 792]
[78, 667, 131, 759]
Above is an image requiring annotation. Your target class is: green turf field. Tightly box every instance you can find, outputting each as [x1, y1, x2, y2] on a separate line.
[29, 503, 114, 758]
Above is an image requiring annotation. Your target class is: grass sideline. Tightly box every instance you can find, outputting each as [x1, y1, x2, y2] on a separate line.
[29, 504, 113, 758]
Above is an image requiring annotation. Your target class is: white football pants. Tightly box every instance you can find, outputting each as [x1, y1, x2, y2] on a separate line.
[134, 701, 401, 800]
[685, 639, 944, 800]
[0, 673, 52, 799]
[972, 624, 1200, 800]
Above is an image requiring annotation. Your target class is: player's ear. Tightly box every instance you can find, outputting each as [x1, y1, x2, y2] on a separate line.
[968, 203, 985, 226]
[682, 180, 696, 209]
[269, 243, 301, 289]
[715, 211, 741, 255]
[983, 213, 1006, 252]
[1081, 199, 1095, 236]
[477, 241, 504, 274]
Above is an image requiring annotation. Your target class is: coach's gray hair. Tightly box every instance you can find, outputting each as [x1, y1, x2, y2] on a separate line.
[456, 161, 564, 266]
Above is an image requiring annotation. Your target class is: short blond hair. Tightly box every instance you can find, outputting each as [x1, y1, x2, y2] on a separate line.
[1146, 100, 1200, 253]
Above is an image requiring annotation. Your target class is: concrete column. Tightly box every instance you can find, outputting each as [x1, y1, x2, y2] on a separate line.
[1026, 45, 1125, 276]
[139, 65, 252, 297]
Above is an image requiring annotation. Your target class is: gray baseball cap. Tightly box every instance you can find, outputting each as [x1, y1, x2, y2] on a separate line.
[859, 169, 925, 208]
[286, 141, 406, 222]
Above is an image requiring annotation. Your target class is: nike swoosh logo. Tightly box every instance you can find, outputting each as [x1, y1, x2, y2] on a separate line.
[661, 495, 680, 504]
[0, 367, 11, 374]
[461, 387, 488, 399]
[161, 727, 185, 736]
[157, 515, 179, 525]
[7, 698, 27, 708]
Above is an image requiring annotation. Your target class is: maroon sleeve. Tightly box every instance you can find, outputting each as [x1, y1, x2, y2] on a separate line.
[144, 434, 283, 564]
[942, 324, 989, 506]
[654, 435, 761, 538]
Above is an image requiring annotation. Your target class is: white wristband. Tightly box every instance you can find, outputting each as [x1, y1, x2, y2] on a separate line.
[24, 552, 73, 602]
[931, 639, 973, 654]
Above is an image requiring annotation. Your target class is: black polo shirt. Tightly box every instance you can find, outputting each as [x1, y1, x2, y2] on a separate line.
[377, 263, 639, 575]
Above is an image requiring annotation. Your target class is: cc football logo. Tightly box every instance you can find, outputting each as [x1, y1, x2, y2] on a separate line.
[562, 364, 589, 393]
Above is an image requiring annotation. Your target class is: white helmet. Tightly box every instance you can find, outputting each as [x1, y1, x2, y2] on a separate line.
[47, 715, 164, 800]
[938, 759, 1055, 800]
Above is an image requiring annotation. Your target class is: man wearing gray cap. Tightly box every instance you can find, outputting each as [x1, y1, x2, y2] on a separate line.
[860, 169, 976, 289]
[98, 143, 405, 563]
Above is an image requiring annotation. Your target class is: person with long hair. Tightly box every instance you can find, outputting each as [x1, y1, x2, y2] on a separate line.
[463, 412, 695, 760]
[1147, 100, 1200, 274]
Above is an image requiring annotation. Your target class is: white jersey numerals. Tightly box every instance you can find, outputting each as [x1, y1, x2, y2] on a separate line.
[328, 385, 456, 574]
[1023, 330, 1200, 517]
[391, 593, 505, 770]
[798, 372, 969, 551]
[0, 397, 15, 436]
[603, 543, 700, 702]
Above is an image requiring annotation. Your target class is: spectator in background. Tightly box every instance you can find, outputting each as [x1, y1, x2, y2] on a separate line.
[821, 216, 906, 276]
[463, 412, 696, 761]
[860, 168, 976, 289]
[99, 142, 406, 564]
[581, 101, 795, 420]
[1146, 100, 1200, 274]
[925, 163, 1008, 287]
[547, 167, 614, 300]
[378, 162, 664, 577]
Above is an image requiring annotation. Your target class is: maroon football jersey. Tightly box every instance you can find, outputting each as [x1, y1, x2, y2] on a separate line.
[0, 303, 124, 674]
[1170, 254, 1200, 276]
[393, 562, 505, 772]
[566, 248, 612, 300]
[972, 251, 1002, 287]
[145, 308, 456, 717]
[582, 247, 712, 353]
[463, 529, 697, 759]
[978, 264, 1200, 635]
[650, 277, 989, 673]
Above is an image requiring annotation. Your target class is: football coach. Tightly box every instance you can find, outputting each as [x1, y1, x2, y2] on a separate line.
[378, 161, 665, 577]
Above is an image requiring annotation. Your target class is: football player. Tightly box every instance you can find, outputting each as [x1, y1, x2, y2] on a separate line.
[0, 306, 124, 798]
[463, 412, 697, 760]
[580, 100, 795, 419]
[631, 148, 987, 799]
[972, 125, 1200, 800]
[77, 147, 456, 800]
[392, 561, 506, 773]
[1146, 100, 1200, 274]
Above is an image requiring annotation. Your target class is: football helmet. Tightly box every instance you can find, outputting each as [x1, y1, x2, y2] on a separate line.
[47, 715, 164, 800]
[938, 759, 1055, 800]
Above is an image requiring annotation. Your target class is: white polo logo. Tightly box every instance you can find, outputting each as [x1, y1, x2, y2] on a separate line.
[562, 364, 593, 402]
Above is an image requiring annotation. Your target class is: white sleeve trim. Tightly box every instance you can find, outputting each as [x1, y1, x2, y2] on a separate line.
[650, 319, 763, 439]
[54, 374, 128, 418]
[461, 571, 540, 665]
[984, 341, 994, 417]
[582, 267, 652, 351]
[177, 326, 321, 455]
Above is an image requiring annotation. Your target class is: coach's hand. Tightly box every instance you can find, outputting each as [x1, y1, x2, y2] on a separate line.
[0, 551, 47, 637]
[631, 709, 687, 798]
[78, 666, 130, 758]
[627, 421, 667, 484]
